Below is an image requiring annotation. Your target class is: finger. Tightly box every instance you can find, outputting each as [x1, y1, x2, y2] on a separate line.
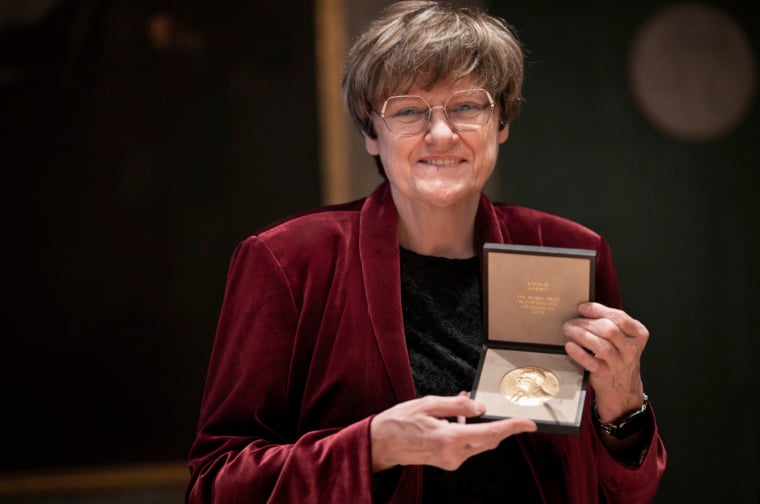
[567, 314, 649, 366]
[563, 318, 619, 357]
[450, 417, 537, 449]
[565, 341, 600, 372]
[578, 302, 649, 339]
[417, 395, 486, 419]
[456, 391, 470, 423]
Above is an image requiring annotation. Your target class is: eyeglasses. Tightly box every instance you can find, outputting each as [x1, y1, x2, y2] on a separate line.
[374, 88, 495, 137]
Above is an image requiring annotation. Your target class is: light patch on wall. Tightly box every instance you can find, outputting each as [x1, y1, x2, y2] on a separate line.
[628, 3, 756, 142]
[146, 12, 205, 54]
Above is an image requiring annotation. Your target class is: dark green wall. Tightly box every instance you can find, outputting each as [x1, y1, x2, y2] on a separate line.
[490, 1, 759, 502]
[1, 0, 320, 472]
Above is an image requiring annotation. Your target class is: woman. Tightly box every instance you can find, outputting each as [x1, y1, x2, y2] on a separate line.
[186, 2, 666, 502]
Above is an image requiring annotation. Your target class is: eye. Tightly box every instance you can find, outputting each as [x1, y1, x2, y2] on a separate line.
[449, 101, 483, 114]
[391, 107, 427, 119]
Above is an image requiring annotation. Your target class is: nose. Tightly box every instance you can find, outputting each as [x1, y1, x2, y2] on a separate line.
[425, 105, 457, 139]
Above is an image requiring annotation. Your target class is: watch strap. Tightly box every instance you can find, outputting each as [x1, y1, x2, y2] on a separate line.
[593, 393, 650, 439]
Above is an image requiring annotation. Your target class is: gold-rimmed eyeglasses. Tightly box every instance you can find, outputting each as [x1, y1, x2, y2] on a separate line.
[374, 88, 495, 137]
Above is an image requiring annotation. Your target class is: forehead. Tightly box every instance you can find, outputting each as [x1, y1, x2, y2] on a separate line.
[386, 78, 483, 101]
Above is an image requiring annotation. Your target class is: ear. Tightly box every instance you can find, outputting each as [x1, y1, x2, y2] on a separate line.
[498, 122, 510, 144]
[363, 131, 380, 156]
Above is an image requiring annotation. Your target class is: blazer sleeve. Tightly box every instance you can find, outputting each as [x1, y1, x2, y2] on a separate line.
[186, 237, 376, 503]
[593, 401, 667, 503]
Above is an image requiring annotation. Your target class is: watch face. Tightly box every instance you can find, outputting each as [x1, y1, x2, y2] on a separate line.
[629, 3, 757, 142]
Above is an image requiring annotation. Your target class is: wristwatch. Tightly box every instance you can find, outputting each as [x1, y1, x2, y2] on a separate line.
[593, 394, 650, 439]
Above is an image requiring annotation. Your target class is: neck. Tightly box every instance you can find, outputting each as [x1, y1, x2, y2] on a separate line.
[394, 196, 480, 259]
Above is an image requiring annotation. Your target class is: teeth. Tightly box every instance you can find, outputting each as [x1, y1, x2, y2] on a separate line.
[423, 159, 460, 165]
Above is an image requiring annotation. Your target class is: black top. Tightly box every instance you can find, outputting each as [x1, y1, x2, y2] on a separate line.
[400, 246, 542, 503]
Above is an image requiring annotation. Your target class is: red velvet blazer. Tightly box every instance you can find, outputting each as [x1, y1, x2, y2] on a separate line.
[187, 182, 666, 503]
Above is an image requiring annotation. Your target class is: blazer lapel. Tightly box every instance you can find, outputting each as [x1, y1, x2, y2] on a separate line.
[475, 191, 509, 255]
[359, 183, 416, 403]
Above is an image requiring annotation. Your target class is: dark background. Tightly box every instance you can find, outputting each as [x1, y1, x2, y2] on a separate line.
[1, 0, 320, 472]
[1, 1, 758, 503]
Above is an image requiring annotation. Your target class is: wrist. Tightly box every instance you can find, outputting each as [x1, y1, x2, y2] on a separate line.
[594, 389, 646, 423]
[592, 393, 650, 439]
[369, 414, 396, 472]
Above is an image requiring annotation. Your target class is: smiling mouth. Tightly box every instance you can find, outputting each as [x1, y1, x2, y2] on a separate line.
[421, 158, 463, 166]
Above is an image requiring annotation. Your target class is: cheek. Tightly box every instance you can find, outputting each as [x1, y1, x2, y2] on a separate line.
[475, 140, 500, 175]
[377, 138, 412, 166]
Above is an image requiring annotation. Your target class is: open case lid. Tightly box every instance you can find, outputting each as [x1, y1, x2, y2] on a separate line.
[483, 243, 596, 347]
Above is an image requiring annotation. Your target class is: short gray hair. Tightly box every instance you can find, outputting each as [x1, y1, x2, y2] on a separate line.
[342, 1, 524, 139]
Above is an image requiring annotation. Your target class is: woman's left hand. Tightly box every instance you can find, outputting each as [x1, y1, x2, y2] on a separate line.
[563, 302, 649, 422]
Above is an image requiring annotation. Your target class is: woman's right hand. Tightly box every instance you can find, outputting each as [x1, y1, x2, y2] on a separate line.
[370, 395, 537, 472]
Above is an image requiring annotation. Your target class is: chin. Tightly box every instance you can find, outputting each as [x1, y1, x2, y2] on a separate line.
[415, 184, 479, 207]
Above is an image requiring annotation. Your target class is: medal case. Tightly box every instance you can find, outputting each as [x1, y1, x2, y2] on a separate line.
[469, 243, 595, 434]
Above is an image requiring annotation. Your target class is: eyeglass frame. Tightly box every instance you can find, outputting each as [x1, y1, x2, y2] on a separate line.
[373, 88, 496, 137]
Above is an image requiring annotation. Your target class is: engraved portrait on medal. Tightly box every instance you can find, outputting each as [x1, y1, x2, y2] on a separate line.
[500, 366, 560, 406]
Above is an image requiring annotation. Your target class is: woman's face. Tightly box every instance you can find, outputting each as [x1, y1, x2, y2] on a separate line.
[364, 79, 509, 212]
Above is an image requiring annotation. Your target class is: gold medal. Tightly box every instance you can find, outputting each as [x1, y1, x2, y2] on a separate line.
[499, 366, 560, 406]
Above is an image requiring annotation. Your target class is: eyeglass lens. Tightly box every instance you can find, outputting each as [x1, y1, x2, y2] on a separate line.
[380, 89, 493, 136]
